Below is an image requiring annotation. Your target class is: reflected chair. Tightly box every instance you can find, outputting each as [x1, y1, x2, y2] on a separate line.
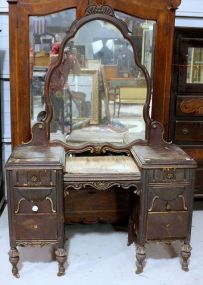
[115, 86, 147, 117]
[101, 65, 119, 118]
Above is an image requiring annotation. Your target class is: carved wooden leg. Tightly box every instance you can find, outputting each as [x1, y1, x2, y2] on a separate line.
[136, 245, 146, 274]
[55, 248, 67, 276]
[181, 242, 192, 272]
[128, 218, 134, 246]
[9, 248, 20, 278]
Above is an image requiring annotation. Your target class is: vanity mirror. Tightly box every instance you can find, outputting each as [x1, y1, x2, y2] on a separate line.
[30, 10, 156, 146]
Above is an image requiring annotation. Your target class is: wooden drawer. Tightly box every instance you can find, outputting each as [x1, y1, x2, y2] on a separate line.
[13, 187, 56, 214]
[146, 211, 188, 240]
[12, 169, 57, 187]
[147, 185, 188, 212]
[176, 96, 203, 117]
[175, 121, 203, 142]
[64, 186, 130, 224]
[148, 168, 190, 183]
[14, 214, 57, 240]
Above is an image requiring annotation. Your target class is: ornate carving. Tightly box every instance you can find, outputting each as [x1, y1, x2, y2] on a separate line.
[85, 4, 115, 16]
[148, 195, 159, 212]
[46, 197, 56, 213]
[151, 186, 185, 202]
[9, 248, 20, 278]
[163, 168, 176, 181]
[149, 193, 187, 211]
[178, 195, 188, 210]
[16, 240, 56, 247]
[181, 242, 192, 272]
[180, 99, 203, 115]
[136, 245, 146, 274]
[14, 198, 26, 214]
[167, 0, 181, 10]
[64, 181, 138, 195]
[55, 248, 67, 276]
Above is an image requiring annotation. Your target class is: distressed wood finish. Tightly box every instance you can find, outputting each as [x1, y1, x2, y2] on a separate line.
[131, 144, 196, 273]
[5, 146, 67, 277]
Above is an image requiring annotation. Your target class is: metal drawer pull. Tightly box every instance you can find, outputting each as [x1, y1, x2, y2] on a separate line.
[32, 205, 39, 212]
[46, 197, 56, 213]
[182, 128, 189, 135]
[15, 198, 26, 214]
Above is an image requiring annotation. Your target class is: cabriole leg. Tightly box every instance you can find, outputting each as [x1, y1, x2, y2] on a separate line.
[136, 245, 146, 274]
[9, 247, 20, 278]
[55, 248, 67, 276]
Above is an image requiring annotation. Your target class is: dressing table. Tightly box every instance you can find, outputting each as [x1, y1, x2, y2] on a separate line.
[6, 0, 196, 278]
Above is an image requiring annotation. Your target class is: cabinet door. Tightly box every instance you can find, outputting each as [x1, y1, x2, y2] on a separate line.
[169, 27, 203, 197]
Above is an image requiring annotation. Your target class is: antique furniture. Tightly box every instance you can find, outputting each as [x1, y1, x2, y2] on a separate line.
[6, 0, 197, 277]
[169, 27, 203, 197]
[5, 145, 67, 277]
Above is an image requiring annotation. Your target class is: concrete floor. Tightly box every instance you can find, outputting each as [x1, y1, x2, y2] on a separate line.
[0, 207, 203, 285]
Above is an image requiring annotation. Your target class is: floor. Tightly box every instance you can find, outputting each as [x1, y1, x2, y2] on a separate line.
[1, 207, 203, 285]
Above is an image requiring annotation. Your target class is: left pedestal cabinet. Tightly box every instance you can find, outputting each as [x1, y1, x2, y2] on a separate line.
[5, 145, 67, 277]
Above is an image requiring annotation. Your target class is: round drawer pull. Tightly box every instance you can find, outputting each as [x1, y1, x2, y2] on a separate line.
[32, 205, 39, 212]
[182, 128, 189, 135]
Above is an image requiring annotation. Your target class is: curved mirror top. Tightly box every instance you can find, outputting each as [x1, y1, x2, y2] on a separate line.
[29, 10, 156, 146]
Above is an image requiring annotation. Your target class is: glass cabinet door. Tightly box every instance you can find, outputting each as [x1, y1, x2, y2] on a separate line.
[178, 39, 203, 93]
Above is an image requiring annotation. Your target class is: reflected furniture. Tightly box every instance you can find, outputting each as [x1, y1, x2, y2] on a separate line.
[116, 86, 146, 117]
[169, 27, 203, 197]
[6, 0, 197, 278]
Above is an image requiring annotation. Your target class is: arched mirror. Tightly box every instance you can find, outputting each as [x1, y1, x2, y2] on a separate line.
[29, 6, 156, 147]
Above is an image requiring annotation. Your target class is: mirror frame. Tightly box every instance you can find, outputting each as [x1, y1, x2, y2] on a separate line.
[43, 5, 152, 150]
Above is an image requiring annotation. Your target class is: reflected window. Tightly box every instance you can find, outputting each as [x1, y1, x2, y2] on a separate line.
[115, 11, 156, 76]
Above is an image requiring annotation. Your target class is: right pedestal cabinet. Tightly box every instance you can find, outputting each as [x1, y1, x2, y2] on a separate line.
[131, 144, 196, 273]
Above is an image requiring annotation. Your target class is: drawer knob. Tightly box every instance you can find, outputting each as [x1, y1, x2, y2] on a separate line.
[182, 128, 189, 135]
[32, 205, 39, 212]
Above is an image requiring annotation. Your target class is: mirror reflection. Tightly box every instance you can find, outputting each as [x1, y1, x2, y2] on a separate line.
[29, 9, 76, 122]
[187, 47, 203, 84]
[29, 12, 156, 145]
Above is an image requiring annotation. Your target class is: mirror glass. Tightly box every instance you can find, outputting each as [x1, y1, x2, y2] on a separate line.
[29, 11, 156, 145]
[29, 9, 76, 123]
[187, 47, 203, 84]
